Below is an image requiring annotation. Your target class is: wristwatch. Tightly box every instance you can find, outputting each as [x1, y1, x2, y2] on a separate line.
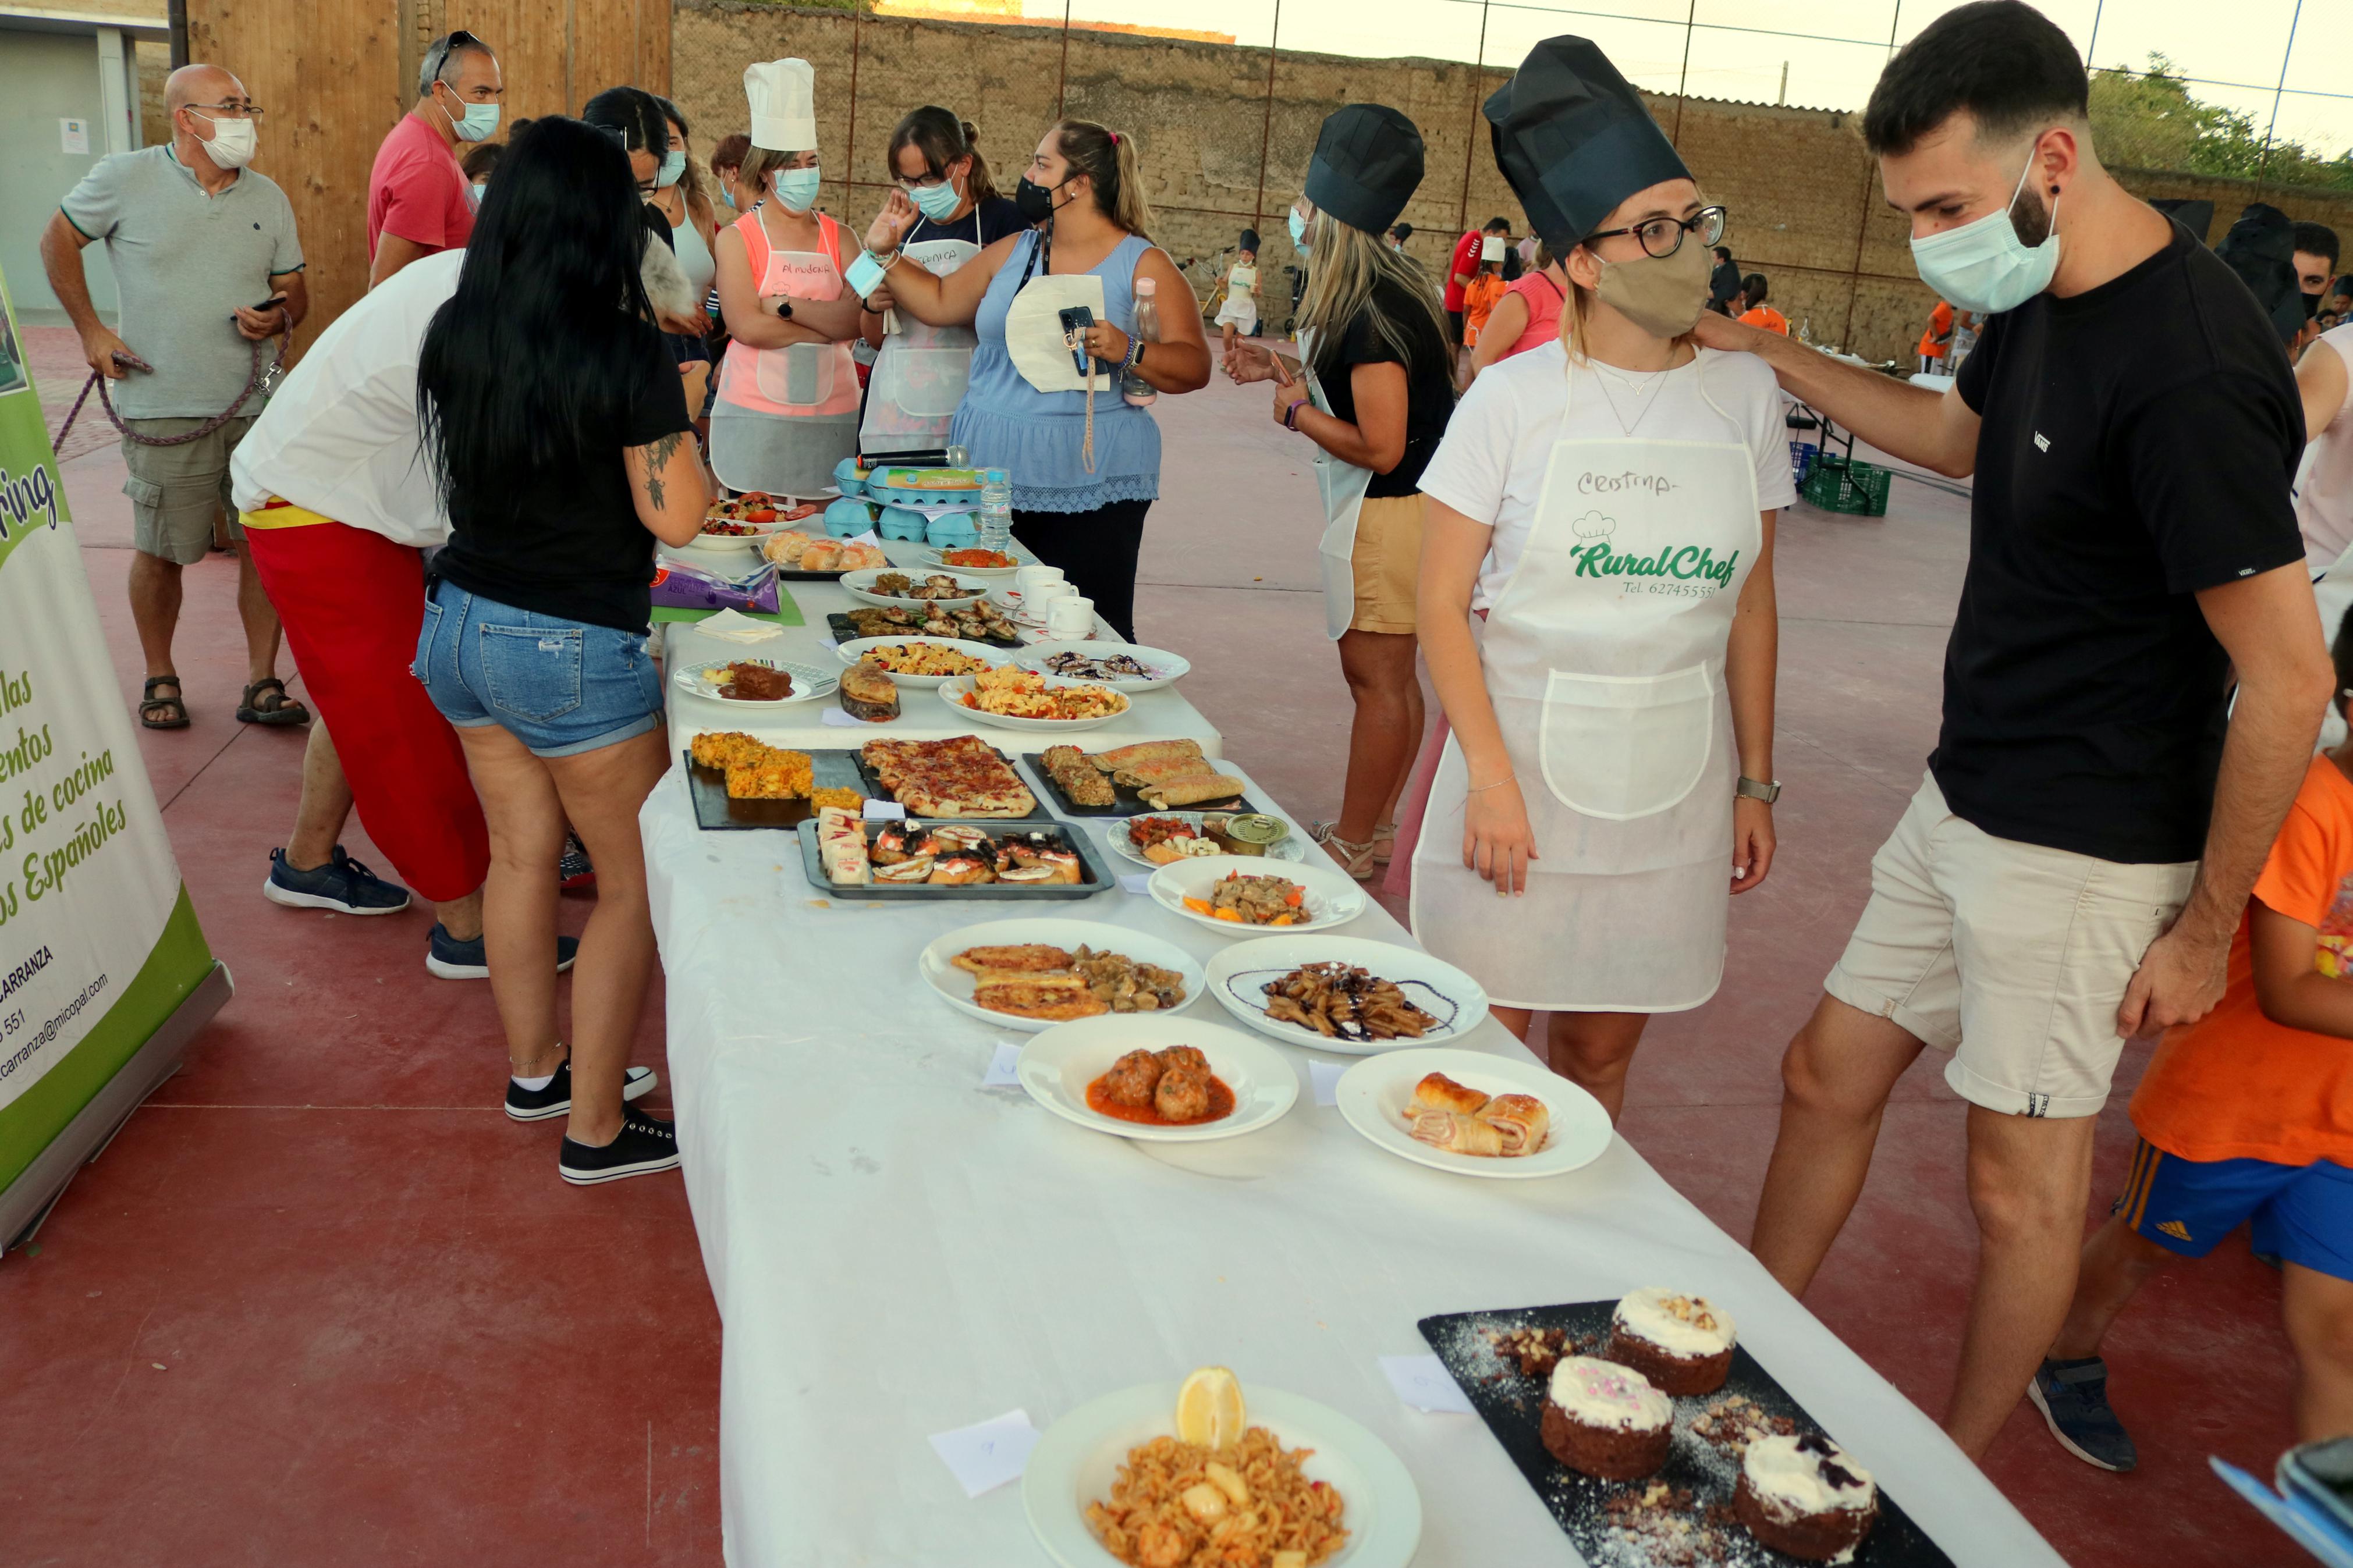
[774, 298, 794, 321]
[1736, 776, 1781, 803]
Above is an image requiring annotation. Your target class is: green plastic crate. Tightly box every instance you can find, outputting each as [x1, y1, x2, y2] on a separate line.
[1801, 454, 1892, 517]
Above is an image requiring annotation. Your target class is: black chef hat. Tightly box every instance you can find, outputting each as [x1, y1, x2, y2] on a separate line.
[1484, 35, 1691, 253]
[1304, 104, 1424, 236]
[1239, 227, 1261, 253]
[2215, 202, 2305, 347]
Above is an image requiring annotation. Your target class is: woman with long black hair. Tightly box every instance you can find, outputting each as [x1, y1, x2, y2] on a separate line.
[414, 115, 709, 1186]
[861, 119, 1212, 639]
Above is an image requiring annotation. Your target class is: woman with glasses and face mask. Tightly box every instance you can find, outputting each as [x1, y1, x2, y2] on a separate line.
[1400, 37, 1794, 1121]
[858, 107, 1025, 456]
[708, 59, 881, 498]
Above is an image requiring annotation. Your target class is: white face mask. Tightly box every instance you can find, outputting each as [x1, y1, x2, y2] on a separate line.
[773, 165, 821, 212]
[191, 112, 257, 169]
[1908, 141, 2061, 317]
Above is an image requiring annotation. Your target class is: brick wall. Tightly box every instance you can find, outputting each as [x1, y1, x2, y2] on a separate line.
[672, 1, 2352, 362]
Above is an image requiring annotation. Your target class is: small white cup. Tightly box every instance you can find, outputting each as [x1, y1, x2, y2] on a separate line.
[1024, 581, 1075, 621]
[1016, 564, 1066, 599]
[1046, 595, 1095, 638]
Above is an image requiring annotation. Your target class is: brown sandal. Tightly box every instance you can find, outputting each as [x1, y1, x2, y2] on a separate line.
[140, 676, 189, 730]
[237, 677, 310, 727]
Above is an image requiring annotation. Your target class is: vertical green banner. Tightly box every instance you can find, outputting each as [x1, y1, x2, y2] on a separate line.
[0, 262, 216, 1198]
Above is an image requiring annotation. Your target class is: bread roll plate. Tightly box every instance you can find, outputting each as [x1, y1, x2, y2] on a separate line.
[1335, 1047, 1612, 1179]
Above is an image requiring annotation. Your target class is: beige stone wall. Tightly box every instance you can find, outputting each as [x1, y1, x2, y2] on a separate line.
[672, 1, 2353, 360]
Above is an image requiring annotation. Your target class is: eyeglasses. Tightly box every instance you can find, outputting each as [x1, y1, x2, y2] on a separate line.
[1583, 205, 1727, 260]
[186, 101, 264, 120]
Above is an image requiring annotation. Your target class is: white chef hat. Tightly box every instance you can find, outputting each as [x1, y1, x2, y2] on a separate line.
[745, 58, 817, 152]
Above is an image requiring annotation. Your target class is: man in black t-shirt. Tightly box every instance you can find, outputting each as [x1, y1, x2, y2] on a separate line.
[1697, 0, 2333, 1462]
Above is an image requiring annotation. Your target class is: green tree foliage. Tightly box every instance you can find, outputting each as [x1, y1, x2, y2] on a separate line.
[2090, 54, 2353, 192]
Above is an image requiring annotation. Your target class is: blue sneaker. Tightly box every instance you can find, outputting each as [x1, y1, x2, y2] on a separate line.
[2028, 1357, 2136, 1471]
[262, 847, 412, 916]
[426, 923, 581, 981]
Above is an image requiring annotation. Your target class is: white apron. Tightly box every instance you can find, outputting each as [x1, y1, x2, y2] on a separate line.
[1300, 330, 1373, 642]
[1409, 359, 1761, 1012]
[860, 227, 983, 454]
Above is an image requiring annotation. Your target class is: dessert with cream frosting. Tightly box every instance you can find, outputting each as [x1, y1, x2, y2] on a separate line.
[1605, 1285, 1738, 1395]
[1539, 1355, 1673, 1480]
[1734, 1432, 1879, 1561]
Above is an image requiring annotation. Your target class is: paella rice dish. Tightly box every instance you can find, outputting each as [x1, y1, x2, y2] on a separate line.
[956, 665, 1128, 721]
[1085, 1426, 1348, 1568]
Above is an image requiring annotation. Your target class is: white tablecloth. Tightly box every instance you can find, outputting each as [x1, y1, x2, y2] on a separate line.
[643, 771, 2068, 1567]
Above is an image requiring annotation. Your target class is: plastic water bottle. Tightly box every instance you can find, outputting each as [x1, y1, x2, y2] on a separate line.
[1123, 278, 1160, 407]
[979, 467, 1013, 554]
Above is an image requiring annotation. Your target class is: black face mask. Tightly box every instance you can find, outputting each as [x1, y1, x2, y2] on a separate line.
[1014, 176, 1063, 225]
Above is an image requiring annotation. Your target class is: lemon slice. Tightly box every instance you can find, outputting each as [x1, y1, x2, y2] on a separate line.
[1175, 1366, 1245, 1450]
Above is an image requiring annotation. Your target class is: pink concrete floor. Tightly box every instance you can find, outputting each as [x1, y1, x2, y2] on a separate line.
[0, 325, 2309, 1566]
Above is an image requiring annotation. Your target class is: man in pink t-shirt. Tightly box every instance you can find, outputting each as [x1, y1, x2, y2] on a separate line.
[1445, 216, 1510, 348]
[367, 29, 503, 287]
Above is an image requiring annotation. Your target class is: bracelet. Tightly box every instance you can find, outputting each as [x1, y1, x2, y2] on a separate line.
[1468, 772, 1516, 794]
[1283, 398, 1303, 431]
[866, 246, 902, 268]
[1122, 335, 1145, 372]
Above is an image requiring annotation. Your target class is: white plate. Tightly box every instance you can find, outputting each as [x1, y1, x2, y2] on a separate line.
[1105, 812, 1304, 869]
[1204, 936, 1490, 1055]
[1013, 641, 1191, 694]
[1148, 855, 1367, 938]
[669, 656, 840, 707]
[918, 918, 1205, 1035]
[1017, 1015, 1297, 1141]
[1335, 1046, 1612, 1179]
[936, 673, 1131, 734]
[677, 528, 771, 554]
[831, 636, 1004, 689]
[988, 588, 1049, 628]
[1024, 1379, 1421, 1568]
[911, 546, 1022, 579]
[840, 567, 992, 610]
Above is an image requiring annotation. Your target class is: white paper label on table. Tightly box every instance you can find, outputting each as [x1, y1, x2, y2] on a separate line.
[1380, 1354, 1478, 1414]
[698, 607, 784, 644]
[981, 1040, 1023, 1088]
[819, 707, 867, 729]
[1309, 1059, 1347, 1107]
[862, 799, 908, 822]
[928, 1409, 1041, 1497]
[1117, 872, 1154, 895]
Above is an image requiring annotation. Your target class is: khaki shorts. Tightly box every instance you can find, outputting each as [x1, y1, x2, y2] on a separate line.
[1348, 491, 1424, 635]
[1825, 771, 2195, 1118]
[123, 415, 254, 566]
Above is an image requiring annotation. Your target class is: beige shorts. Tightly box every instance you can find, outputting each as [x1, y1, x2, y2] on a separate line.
[122, 415, 254, 566]
[1348, 491, 1424, 635]
[1824, 771, 2196, 1118]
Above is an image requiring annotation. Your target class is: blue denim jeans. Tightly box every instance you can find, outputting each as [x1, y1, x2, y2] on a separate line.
[414, 581, 663, 758]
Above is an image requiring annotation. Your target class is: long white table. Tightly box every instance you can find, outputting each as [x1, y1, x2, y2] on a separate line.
[643, 710, 2069, 1565]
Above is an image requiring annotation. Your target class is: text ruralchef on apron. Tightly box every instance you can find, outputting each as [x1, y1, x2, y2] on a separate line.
[709, 59, 861, 497]
[1408, 35, 1791, 1014]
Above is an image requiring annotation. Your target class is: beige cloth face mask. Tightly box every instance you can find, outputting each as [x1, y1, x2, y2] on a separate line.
[1591, 236, 1712, 339]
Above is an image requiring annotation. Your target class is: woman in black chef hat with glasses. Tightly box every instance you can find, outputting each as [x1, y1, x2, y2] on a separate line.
[1226, 105, 1456, 881]
[1399, 37, 1796, 1118]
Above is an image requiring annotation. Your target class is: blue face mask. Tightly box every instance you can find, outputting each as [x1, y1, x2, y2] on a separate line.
[1288, 208, 1310, 251]
[656, 150, 686, 189]
[466, 180, 484, 208]
[441, 89, 499, 144]
[773, 165, 821, 212]
[1908, 143, 2060, 317]
[910, 176, 963, 223]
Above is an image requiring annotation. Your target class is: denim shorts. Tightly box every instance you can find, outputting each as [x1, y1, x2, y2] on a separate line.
[414, 581, 664, 758]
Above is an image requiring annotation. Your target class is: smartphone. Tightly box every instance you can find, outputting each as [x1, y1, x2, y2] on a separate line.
[1057, 304, 1095, 374]
[250, 296, 283, 311]
[843, 250, 888, 301]
[2282, 1437, 2353, 1539]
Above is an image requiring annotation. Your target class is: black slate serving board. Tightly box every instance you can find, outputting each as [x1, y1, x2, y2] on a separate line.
[826, 611, 1023, 650]
[1021, 752, 1260, 818]
[683, 749, 869, 831]
[1417, 1300, 1955, 1568]
[794, 817, 1111, 901]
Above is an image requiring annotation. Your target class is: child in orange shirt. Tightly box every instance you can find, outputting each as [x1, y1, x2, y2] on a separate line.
[2031, 613, 2353, 1471]
[1461, 236, 1509, 347]
[1736, 272, 1788, 336]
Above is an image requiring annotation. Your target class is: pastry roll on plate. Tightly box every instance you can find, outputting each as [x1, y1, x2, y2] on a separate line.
[1411, 1072, 1490, 1117]
[1410, 1108, 1506, 1157]
[1479, 1093, 1550, 1156]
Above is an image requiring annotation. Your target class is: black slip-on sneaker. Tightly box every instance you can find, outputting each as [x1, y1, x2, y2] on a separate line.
[504, 1062, 658, 1122]
[559, 1110, 682, 1186]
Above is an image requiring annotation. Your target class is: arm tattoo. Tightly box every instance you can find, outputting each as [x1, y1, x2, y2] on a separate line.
[644, 431, 684, 513]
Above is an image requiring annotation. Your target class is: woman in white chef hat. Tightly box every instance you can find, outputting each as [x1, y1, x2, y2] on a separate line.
[708, 59, 880, 497]
[1407, 35, 1794, 1119]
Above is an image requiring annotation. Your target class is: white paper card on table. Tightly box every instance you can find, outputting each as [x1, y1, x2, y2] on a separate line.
[820, 707, 868, 728]
[1309, 1059, 1347, 1107]
[928, 1409, 1041, 1497]
[697, 607, 785, 644]
[862, 799, 908, 822]
[1380, 1354, 1477, 1415]
[846, 529, 882, 548]
[1118, 872, 1154, 895]
[981, 1041, 1023, 1088]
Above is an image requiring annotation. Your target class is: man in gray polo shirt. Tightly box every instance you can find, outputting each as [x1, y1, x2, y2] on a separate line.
[40, 62, 307, 731]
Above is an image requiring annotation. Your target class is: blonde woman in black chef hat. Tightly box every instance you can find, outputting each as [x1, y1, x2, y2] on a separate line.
[1403, 37, 1795, 1118]
[1226, 105, 1456, 880]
